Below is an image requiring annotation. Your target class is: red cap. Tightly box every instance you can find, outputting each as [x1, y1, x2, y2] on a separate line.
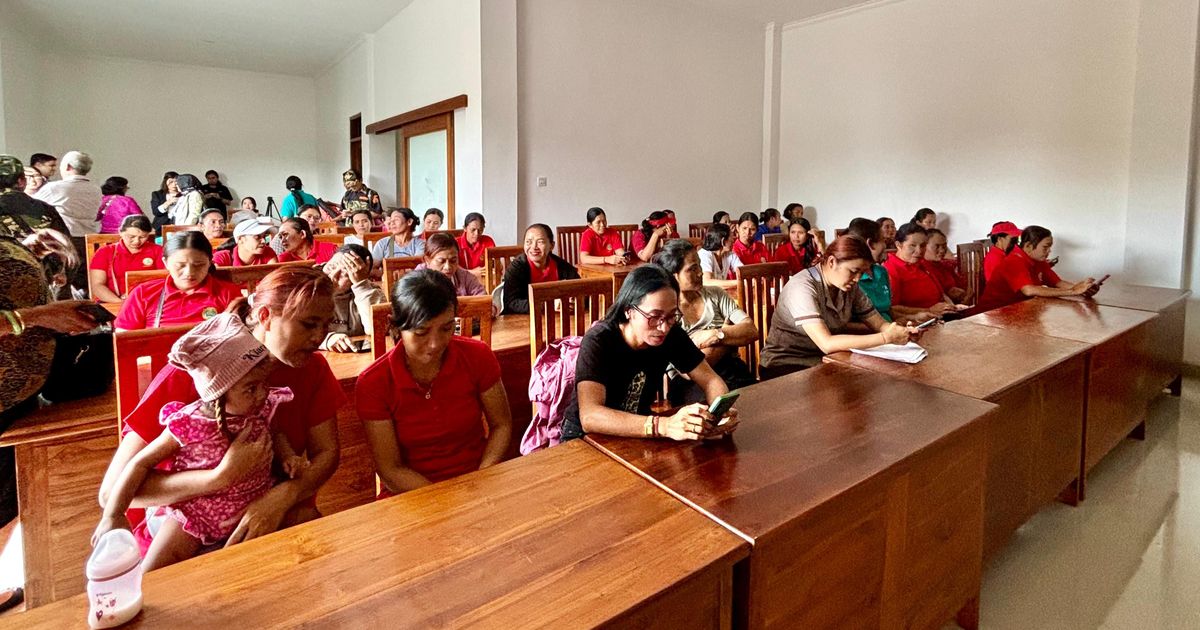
[989, 221, 1020, 237]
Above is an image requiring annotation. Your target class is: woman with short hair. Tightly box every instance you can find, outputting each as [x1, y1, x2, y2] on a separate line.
[89, 215, 164, 302]
[370, 207, 425, 268]
[500, 224, 579, 314]
[276, 217, 338, 264]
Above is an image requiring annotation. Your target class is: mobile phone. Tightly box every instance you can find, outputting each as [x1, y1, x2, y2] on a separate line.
[707, 390, 740, 423]
[352, 339, 372, 353]
[1095, 274, 1111, 286]
[78, 302, 117, 325]
[915, 317, 939, 330]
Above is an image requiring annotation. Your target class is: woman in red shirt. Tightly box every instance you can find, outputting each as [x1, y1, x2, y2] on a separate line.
[881, 223, 957, 323]
[99, 266, 343, 550]
[212, 217, 279, 267]
[731, 212, 769, 265]
[89, 215, 164, 303]
[114, 231, 243, 330]
[921, 228, 969, 303]
[977, 225, 1097, 311]
[771, 217, 819, 274]
[358, 270, 512, 497]
[277, 218, 337, 264]
[579, 207, 628, 265]
[455, 212, 496, 272]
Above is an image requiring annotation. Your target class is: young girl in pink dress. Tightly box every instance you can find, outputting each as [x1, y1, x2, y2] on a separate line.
[93, 314, 307, 571]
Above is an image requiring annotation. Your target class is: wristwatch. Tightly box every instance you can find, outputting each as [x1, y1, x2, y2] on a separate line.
[716, 330, 726, 343]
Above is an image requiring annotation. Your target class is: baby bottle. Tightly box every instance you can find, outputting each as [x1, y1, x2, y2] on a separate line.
[86, 529, 144, 628]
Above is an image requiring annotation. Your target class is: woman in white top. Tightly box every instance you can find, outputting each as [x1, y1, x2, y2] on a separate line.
[344, 209, 373, 247]
[369, 207, 425, 270]
[697, 223, 741, 287]
[654, 239, 758, 404]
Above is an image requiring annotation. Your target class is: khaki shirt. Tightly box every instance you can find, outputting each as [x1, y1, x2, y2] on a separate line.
[761, 266, 878, 371]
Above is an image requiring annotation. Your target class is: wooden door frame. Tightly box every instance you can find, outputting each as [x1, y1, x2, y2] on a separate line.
[396, 112, 455, 226]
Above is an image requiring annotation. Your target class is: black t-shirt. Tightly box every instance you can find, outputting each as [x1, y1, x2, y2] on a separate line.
[201, 183, 232, 202]
[560, 319, 704, 441]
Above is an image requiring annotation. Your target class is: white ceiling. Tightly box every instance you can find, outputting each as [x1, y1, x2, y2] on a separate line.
[10, 0, 416, 77]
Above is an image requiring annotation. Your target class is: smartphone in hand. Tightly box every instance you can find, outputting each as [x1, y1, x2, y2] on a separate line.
[707, 390, 740, 426]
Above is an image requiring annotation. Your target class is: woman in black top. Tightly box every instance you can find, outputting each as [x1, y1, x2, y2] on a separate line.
[560, 265, 739, 442]
[500, 224, 579, 314]
[148, 171, 179, 236]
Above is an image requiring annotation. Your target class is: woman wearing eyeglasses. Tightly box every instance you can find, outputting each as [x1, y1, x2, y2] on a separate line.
[560, 265, 740, 443]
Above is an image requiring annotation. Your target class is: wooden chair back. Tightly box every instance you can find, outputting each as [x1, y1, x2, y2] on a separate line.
[84, 234, 122, 270]
[314, 233, 347, 246]
[209, 237, 229, 250]
[528, 278, 613, 366]
[115, 324, 195, 429]
[735, 262, 790, 379]
[610, 224, 639, 252]
[161, 224, 196, 238]
[689, 222, 711, 239]
[555, 226, 588, 267]
[685, 237, 702, 248]
[369, 295, 495, 361]
[484, 245, 523, 293]
[956, 241, 985, 306]
[381, 256, 423, 299]
[363, 232, 390, 250]
[315, 221, 348, 235]
[764, 233, 787, 255]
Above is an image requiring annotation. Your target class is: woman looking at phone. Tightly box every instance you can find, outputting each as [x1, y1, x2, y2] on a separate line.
[561, 265, 739, 442]
[976, 225, 1097, 312]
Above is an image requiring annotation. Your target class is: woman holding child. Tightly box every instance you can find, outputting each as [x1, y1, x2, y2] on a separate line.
[98, 266, 343, 554]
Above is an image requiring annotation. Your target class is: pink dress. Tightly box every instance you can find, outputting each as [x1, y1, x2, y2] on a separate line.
[159, 387, 293, 545]
[98, 195, 146, 234]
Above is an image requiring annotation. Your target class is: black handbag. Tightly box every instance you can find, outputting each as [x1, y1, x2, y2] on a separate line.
[39, 331, 115, 403]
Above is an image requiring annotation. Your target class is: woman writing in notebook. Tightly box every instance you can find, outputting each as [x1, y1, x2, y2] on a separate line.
[760, 236, 921, 379]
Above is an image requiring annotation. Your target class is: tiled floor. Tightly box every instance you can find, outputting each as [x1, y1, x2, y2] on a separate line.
[980, 376, 1200, 629]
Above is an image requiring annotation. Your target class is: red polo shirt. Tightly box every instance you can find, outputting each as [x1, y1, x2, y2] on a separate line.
[977, 246, 1064, 312]
[983, 246, 1007, 282]
[771, 243, 816, 275]
[528, 259, 559, 284]
[732, 239, 769, 265]
[212, 247, 278, 267]
[90, 242, 164, 296]
[580, 228, 624, 257]
[922, 258, 963, 293]
[356, 336, 501, 498]
[277, 241, 338, 264]
[883, 255, 946, 309]
[115, 274, 243, 329]
[456, 233, 496, 270]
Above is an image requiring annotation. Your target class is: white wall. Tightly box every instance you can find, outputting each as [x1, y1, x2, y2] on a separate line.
[36, 55, 318, 213]
[0, 10, 52, 160]
[315, 39, 373, 201]
[517, 0, 765, 232]
[776, 0, 1141, 282]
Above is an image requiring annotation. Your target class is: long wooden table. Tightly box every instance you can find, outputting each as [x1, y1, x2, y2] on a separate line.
[1, 314, 536, 608]
[588, 362, 999, 629]
[824, 319, 1091, 559]
[1067, 283, 1191, 396]
[3, 442, 749, 629]
[966, 298, 1160, 494]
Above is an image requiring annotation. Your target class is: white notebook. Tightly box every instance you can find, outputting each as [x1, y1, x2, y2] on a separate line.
[850, 341, 928, 364]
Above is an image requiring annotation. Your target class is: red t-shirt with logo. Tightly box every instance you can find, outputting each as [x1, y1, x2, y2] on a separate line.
[580, 229, 624, 257]
[90, 242, 165, 296]
[456, 234, 496, 270]
[115, 274, 243, 329]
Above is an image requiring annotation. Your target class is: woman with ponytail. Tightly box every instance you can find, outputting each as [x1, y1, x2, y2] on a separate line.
[100, 265, 344, 552]
[280, 175, 318, 219]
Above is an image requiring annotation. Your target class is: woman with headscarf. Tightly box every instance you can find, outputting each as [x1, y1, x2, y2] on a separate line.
[169, 174, 204, 226]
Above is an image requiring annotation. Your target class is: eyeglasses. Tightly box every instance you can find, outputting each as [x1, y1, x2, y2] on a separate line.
[629, 304, 682, 329]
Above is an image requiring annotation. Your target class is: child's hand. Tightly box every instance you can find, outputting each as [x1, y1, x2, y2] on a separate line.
[282, 455, 310, 479]
[91, 516, 119, 547]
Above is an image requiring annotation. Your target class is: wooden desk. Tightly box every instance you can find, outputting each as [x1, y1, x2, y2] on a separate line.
[577, 260, 646, 293]
[588, 363, 997, 629]
[2, 316, 538, 608]
[1067, 283, 1191, 396]
[968, 298, 1160, 490]
[7, 442, 748, 629]
[825, 320, 1090, 559]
